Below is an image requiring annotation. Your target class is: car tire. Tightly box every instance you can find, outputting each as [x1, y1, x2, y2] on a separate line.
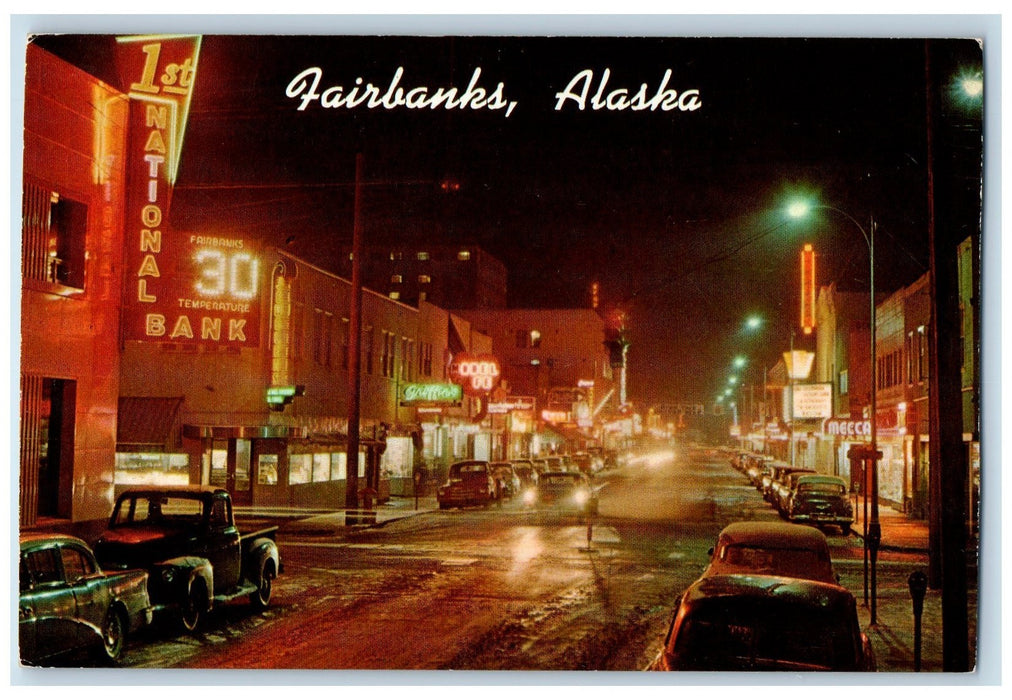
[250, 559, 276, 610]
[95, 607, 126, 664]
[181, 581, 205, 634]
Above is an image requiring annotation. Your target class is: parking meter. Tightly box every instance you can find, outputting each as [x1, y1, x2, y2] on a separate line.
[908, 570, 928, 671]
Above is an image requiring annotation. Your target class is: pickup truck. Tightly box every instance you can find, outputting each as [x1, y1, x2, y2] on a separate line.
[93, 486, 281, 633]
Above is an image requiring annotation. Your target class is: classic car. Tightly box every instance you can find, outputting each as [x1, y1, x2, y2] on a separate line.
[510, 459, 539, 488]
[437, 460, 498, 508]
[490, 461, 522, 499]
[94, 487, 281, 633]
[19, 534, 152, 665]
[787, 474, 855, 534]
[532, 470, 599, 515]
[771, 467, 817, 515]
[649, 574, 876, 672]
[701, 521, 837, 584]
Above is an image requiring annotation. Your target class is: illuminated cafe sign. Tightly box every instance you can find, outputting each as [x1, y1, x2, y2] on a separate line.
[488, 397, 536, 414]
[448, 353, 502, 396]
[400, 383, 463, 406]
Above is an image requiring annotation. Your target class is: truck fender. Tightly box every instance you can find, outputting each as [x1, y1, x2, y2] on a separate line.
[157, 556, 214, 613]
[244, 537, 281, 586]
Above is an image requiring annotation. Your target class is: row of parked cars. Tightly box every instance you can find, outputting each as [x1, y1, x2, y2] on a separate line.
[436, 454, 600, 515]
[650, 520, 876, 671]
[732, 452, 854, 535]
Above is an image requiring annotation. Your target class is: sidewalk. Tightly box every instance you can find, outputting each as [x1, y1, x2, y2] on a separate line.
[850, 503, 930, 553]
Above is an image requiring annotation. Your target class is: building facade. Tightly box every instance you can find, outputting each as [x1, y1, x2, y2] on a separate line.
[337, 243, 508, 309]
[20, 44, 130, 526]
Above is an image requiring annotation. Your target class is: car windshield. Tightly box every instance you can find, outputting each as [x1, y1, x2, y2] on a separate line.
[451, 463, 487, 477]
[111, 494, 205, 526]
[672, 598, 858, 671]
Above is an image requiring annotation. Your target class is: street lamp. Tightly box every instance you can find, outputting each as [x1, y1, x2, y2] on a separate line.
[788, 198, 881, 624]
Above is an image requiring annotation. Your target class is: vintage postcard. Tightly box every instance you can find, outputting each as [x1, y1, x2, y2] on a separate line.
[12, 20, 991, 680]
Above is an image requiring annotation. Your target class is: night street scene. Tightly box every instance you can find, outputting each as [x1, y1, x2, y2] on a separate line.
[12, 21, 995, 685]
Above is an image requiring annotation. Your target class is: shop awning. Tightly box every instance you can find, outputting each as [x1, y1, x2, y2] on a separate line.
[542, 422, 593, 446]
[117, 396, 184, 451]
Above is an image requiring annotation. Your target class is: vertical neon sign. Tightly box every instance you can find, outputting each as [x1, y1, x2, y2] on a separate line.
[800, 243, 816, 335]
[116, 36, 261, 348]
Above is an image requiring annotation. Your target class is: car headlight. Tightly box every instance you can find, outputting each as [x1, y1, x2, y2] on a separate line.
[161, 568, 175, 584]
[573, 490, 589, 505]
[523, 489, 537, 505]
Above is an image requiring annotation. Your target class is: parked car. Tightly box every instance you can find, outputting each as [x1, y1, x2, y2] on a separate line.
[702, 521, 837, 584]
[510, 460, 539, 488]
[745, 455, 774, 487]
[490, 461, 522, 499]
[530, 458, 550, 475]
[571, 452, 594, 475]
[771, 467, 816, 514]
[544, 456, 565, 472]
[649, 574, 876, 671]
[787, 474, 854, 534]
[533, 470, 599, 515]
[436, 460, 498, 508]
[94, 486, 281, 633]
[19, 534, 152, 665]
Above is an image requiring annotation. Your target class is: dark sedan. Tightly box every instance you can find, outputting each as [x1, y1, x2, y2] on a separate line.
[787, 474, 854, 534]
[19, 534, 152, 666]
[531, 470, 598, 514]
[650, 574, 875, 672]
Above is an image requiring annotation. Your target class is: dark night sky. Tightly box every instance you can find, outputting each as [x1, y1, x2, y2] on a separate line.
[29, 33, 984, 406]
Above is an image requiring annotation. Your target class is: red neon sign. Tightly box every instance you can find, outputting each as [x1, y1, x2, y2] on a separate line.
[800, 243, 816, 335]
[448, 353, 502, 396]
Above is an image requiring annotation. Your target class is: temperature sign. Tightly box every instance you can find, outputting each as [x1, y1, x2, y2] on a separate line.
[449, 354, 502, 396]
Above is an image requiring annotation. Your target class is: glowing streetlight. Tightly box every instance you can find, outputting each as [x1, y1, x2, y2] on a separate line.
[733, 356, 747, 369]
[787, 196, 881, 624]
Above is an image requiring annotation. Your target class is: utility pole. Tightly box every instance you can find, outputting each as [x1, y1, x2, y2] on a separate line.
[925, 38, 977, 673]
[345, 153, 365, 513]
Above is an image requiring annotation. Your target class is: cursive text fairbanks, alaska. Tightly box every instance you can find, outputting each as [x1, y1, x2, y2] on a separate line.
[286, 66, 519, 117]
[284, 66, 702, 117]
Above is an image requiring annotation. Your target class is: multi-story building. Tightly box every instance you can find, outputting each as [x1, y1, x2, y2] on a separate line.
[117, 250, 494, 507]
[336, 243, 508, 309]
[20, 44, 129, 527]
[19, 45, 498, 524]
[451, 308, 619, 455]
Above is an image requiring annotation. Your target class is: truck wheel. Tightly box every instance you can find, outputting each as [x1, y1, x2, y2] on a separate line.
[181, 582, 204, 633]
[250, 560, 276, 610]
[94, 607, 126, 664]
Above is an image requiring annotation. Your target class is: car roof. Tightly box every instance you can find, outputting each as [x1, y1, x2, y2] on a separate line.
[682, 574, 854, 610]
[20, 533, 90, 551]
[116, 485, 223, 498]
[796, 474, 847, 484]
[715, 521, 830, 549]
[540, 470, 583, 479]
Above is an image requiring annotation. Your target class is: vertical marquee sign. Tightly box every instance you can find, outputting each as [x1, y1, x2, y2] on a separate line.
[116, 35, 262, 348]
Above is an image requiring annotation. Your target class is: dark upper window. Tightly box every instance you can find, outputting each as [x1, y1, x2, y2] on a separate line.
[22, 182, 88, 289]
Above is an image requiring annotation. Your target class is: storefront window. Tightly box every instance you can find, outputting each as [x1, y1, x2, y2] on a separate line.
[289, 454, 312, 485]
[257, 454, 278, 485]
[209, 441, 228, 487]
[114, 453, 189, 486]
[312, 453, 330, 482]
[331, 452, 347, 480]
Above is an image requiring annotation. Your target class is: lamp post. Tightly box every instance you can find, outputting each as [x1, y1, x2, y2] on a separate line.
[788, 201, 880, 624]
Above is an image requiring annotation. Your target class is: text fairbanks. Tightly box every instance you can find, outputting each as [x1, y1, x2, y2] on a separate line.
[286, 66, 519, 117]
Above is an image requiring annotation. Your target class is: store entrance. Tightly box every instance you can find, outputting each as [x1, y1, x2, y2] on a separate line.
[38, 378, 76, 519]
[208, 438, 253, 506]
